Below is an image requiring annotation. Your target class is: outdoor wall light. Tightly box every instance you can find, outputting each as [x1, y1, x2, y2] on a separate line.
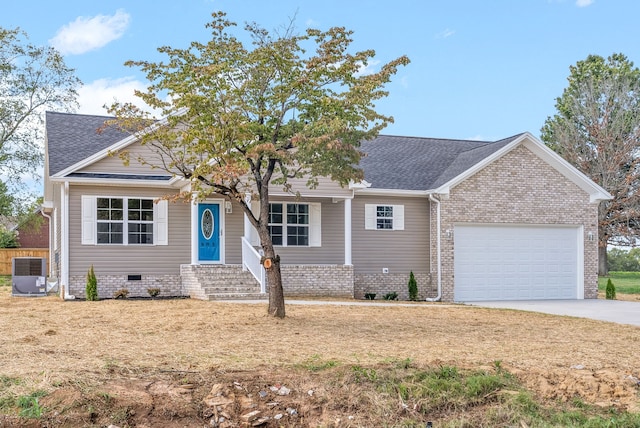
[587, 231, 594, 241]
[225, 201, 232, 213]
[445, 229, 453, 239]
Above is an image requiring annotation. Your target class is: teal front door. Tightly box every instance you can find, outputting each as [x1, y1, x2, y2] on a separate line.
[198, 203, 220, 262]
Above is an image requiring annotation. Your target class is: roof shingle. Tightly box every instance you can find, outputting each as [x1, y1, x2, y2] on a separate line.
[46, 111, 131, 176]
[45, 112, 524, 190]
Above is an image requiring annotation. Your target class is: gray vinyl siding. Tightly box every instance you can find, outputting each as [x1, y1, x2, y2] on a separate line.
[269, 176, 352, 198]
[352, 195, 430, 274]
[68, 185, 190, 276]
[78, 141, 166, 174]
[223, 199, 244, 264]
[270, 197, 345, 264]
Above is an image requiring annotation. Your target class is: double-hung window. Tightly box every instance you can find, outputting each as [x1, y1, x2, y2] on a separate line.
[82, 196, 168, 246]
[97, 198, 124, 244]
[365, 204, 404, 230]
[267, 202, 320, 247]
[376, 205, 394, 230]
[126, 199, 154, 244]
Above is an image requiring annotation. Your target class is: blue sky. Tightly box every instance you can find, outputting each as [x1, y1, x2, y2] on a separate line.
[3, 0, 639, 141]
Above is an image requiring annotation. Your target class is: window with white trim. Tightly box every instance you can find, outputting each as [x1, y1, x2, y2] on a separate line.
[365, 204, 404, 230]
[97, 197, 124, 244]
[376, 205, 394, 229]
[82, 196, 168, 246]
[268, 202, 321, 247]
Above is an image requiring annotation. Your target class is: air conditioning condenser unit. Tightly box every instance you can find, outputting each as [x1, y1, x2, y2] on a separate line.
[12, 257, 47, 297]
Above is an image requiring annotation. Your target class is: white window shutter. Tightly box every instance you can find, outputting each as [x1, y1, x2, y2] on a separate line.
[154, 199, 169, 245]
[393, 205, 405, 230]
[81, 195, 96, 245]
[364, 204, 376, 230]
[309, 203, 322, 247]
[248, 200, 261, 246]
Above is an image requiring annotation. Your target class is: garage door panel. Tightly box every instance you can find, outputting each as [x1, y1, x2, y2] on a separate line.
[454, 225, 579, 302]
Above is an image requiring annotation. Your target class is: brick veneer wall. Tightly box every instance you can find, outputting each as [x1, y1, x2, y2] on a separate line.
[68, 274, 184, 299]
[16, 215, 49, 248]
[435, 145, 600, 302]
[354, 272, 433, 300]
[279, 265, 354, 297]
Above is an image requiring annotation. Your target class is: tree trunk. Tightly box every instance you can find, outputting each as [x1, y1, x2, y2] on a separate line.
[266, 255, 285, 318]
[258, 226, 285, 318]
[598, 244, 608, 277]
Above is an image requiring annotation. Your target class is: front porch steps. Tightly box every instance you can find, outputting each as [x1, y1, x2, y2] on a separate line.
[181, 264, 266, 301]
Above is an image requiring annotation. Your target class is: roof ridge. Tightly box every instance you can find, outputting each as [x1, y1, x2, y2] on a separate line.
[376, 133, 491, 144]
[453, 132, 526, 155]
[46, 110, 115, 120]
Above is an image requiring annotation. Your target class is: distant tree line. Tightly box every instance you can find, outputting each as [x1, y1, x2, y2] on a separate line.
[607, 248, 640, 272]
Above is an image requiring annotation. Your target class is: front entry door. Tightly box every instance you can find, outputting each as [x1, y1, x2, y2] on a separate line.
[198, 203, 220, 262]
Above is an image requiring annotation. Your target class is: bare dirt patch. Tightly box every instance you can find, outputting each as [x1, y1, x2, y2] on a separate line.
[0, 288, 639, 426]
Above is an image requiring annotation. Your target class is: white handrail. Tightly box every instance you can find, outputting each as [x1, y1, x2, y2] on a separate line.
[241, 237, 266, 293]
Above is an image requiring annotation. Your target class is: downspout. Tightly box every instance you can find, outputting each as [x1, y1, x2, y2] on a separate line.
[40, 209, 53, 277]
[426, 194, 442, 302]
[62, 181, 74, 300]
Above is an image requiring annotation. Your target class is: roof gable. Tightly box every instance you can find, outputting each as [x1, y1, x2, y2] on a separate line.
[46, 111, 130, 176]
[359, 133, 611, 202]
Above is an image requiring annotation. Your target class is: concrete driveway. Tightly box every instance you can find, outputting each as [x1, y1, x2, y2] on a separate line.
[470, 299, 640, 327]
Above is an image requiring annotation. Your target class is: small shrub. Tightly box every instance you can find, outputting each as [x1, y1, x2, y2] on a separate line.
[605, 278, 616, 300]
[383, 291, 398, 300]
[85, 265, 98, 301]
[147, 287, 161, 298]
[17, 391, 46, 419]
[408, 271, 418, 301]
[364, 293, 376, 300]
[352, 365, 378, 382]
[113, 288, 129, 299]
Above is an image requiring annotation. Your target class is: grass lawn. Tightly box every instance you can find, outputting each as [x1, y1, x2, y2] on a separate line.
[1, 287, 639, 427]
[598, 271, 640, 294]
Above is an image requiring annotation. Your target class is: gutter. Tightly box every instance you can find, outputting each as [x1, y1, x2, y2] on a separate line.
[426, 194, 442, 302]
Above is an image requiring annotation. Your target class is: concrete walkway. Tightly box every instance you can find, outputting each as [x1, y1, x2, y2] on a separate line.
[470, 299, 640, 327]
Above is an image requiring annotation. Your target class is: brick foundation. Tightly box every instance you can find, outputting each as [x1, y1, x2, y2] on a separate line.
[354, 272, 433, 300]
[279, 265, 354, 297]
[68, 274, 184, 299]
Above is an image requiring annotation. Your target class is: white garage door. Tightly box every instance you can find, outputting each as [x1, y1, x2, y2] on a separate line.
[454, 225, 580, 302]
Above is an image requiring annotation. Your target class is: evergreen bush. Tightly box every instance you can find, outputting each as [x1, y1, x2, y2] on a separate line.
[408, 271, 418, 301]
[85, 265, 98, 301]
[605, 278, 616, 300]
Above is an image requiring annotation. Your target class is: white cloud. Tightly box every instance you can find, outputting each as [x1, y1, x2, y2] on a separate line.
[576, 0, 594, 6]
[77, 77, 151, 116]
[435, 28, 456, 39]
[49, 9, 130, 55]
[354, 60, 381, 77]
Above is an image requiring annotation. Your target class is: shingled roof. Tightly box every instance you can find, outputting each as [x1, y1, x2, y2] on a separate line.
[359, 134, 524, 190]
[46, 111, 131, 176]
[45, 111, 524, 190]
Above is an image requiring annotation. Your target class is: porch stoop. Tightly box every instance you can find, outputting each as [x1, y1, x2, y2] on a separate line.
[180, 264, 267, 301]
